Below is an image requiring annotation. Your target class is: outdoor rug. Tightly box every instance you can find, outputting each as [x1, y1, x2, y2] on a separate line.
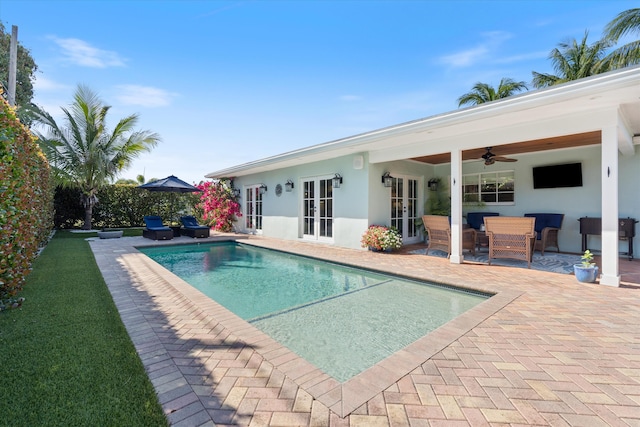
[409, 248, 577, 274]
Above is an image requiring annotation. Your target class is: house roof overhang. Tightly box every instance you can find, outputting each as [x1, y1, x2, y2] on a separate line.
[206, 66, 640, 178]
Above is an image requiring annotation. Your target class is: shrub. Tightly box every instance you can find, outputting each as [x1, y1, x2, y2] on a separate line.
[0, 97, 53, 307]
[197, 180, 242, 232]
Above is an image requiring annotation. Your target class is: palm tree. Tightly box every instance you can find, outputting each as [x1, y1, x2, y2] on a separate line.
[35, 84, 161, 229]
[457, 78, 528, 107]
[602, 8, 640, 69]
[531, 31, 610, 89]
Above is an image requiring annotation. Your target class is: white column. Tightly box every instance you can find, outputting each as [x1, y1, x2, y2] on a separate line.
[600, 125, 620, 287]
[450, 147, 463, 264]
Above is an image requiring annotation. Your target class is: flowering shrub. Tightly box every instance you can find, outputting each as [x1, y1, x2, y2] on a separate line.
[361, 225, 402, 251]
[196, 180, 242, 232]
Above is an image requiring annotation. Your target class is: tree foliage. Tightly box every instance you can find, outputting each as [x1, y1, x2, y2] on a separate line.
[532, 31, 611, 89]
[34, 84, 161, 230]
[0, 22, 39, 126]
[602, 8, 640, 68]
[457, 78, 528, 107]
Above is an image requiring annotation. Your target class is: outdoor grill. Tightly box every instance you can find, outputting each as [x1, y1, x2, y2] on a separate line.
[578, 217, 637, 260]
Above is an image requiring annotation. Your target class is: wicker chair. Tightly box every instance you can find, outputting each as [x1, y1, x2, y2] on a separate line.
[484, 216, 535, 268]
[422, 215, 476, 257]
[524, 213, 564, 255]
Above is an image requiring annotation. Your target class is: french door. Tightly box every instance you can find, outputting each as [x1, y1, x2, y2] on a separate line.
[244, 185, 263, 234]
[302, 176, 334, 242]
[389, 175, 421, 245]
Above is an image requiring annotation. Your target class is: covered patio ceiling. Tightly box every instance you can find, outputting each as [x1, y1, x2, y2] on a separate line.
[410, 131, 603, 164]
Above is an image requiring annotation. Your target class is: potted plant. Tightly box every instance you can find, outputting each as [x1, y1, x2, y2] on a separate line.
[361, 225, 402, 252]
[573, 249, 599, 283]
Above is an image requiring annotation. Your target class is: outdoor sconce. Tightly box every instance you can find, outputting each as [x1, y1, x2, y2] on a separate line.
[232, 188, 241, 197]
[332, 173, 343, 188]
[259, 184, 267, 195]
[285, 179, 294, 192]
[382, 172, 393, 188]
[428, 178, 439, 191]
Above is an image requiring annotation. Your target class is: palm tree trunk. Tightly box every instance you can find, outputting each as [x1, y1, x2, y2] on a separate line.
[81, 194, 94, 230]
[82, 205, 93, 230]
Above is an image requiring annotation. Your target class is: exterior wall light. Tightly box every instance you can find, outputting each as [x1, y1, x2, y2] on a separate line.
[259, 184, 268, 195]
[285, 180, 294, 192]
[428, 178, 439, 191]
[332, 173, 343, 188]
[382, 172, 393, 188]
[232, 188, 241, 197]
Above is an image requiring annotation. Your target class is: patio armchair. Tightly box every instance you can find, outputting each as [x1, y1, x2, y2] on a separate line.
[142, 215, 174, 240]
[466, 212, 499, 250]
[524, 213, 564, 255]
[179, 216, 210, 238]
[422, 215, 476, 257]
[484, 216, 535, 268]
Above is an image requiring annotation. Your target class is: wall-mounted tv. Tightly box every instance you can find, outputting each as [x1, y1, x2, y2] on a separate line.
[532, 162, 583, 189]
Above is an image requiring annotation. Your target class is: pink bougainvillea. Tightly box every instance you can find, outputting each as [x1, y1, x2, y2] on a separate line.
[196, 180, 242, 232]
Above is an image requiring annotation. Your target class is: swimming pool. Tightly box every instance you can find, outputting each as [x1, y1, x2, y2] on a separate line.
[140, 242, 488, 382]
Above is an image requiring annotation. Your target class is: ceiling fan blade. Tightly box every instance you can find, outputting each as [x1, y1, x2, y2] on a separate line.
[494, 156, 517, 162]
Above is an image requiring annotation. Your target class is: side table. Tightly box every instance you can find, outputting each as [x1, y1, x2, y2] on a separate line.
[170, 226, 182, 237]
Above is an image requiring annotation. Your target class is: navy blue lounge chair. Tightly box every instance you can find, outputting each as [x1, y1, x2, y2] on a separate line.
[180, 216, 210, 238]
[142, 215, 174, 240]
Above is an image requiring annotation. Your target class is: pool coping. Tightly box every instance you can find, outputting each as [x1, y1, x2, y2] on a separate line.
[91, 235, 521, 419]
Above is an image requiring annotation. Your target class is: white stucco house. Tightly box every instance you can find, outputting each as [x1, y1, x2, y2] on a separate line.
[206, 66, 640, 287]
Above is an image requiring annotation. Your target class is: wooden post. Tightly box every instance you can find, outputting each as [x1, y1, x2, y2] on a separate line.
[7, 25, 18, 106]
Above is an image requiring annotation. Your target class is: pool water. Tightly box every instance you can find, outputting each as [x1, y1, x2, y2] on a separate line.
[140, 242, 488, 382]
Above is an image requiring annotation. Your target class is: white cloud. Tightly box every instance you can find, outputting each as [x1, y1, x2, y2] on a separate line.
[339, 95, 362, 101]
[114, 85, 176, 107]
[50, 36, 126, 68]
[495, 50, 549, 64]
[438, 31, 513, 68]
[439, 46, 489, 67]
[32, 75, 71, 92]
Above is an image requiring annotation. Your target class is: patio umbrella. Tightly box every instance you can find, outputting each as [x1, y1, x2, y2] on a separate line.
[138, 175, 202, 223]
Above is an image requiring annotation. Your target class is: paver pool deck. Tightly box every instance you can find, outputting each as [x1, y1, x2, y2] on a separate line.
[89, 234, 640, 426]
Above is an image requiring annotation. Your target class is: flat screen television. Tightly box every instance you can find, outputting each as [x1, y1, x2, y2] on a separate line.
[532, 162, 583, 189]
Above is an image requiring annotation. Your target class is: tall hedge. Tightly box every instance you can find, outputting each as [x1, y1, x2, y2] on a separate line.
[0, 98, 53, 304]
[53, 185, 202, 229]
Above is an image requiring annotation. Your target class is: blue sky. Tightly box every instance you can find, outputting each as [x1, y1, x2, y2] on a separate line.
[1, 0, 636, 185]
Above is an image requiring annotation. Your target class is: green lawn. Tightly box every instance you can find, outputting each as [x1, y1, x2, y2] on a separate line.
[0, 230, 168, 426]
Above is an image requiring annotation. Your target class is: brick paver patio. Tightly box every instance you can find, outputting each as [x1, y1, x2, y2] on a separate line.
[89, 234, 640, 426]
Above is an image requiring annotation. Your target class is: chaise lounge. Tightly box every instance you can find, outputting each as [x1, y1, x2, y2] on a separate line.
[142, 215, 174, 240]
[180, 215, 210, 238]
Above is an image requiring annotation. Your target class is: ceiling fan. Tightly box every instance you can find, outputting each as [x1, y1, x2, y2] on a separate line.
[481, 147, 517, 166]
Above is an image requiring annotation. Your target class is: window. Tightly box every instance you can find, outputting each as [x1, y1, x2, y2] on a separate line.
[463, 170, 514, 204]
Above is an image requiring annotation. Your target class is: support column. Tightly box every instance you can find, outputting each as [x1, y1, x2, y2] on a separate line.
[450, 148, 463, 264]
[600, 125, 620, 287]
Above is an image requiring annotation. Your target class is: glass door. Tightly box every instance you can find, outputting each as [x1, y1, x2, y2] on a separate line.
[244, 186, 263, 234]
[302, 177, 334, 242]
[390, 175, 420, 245]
